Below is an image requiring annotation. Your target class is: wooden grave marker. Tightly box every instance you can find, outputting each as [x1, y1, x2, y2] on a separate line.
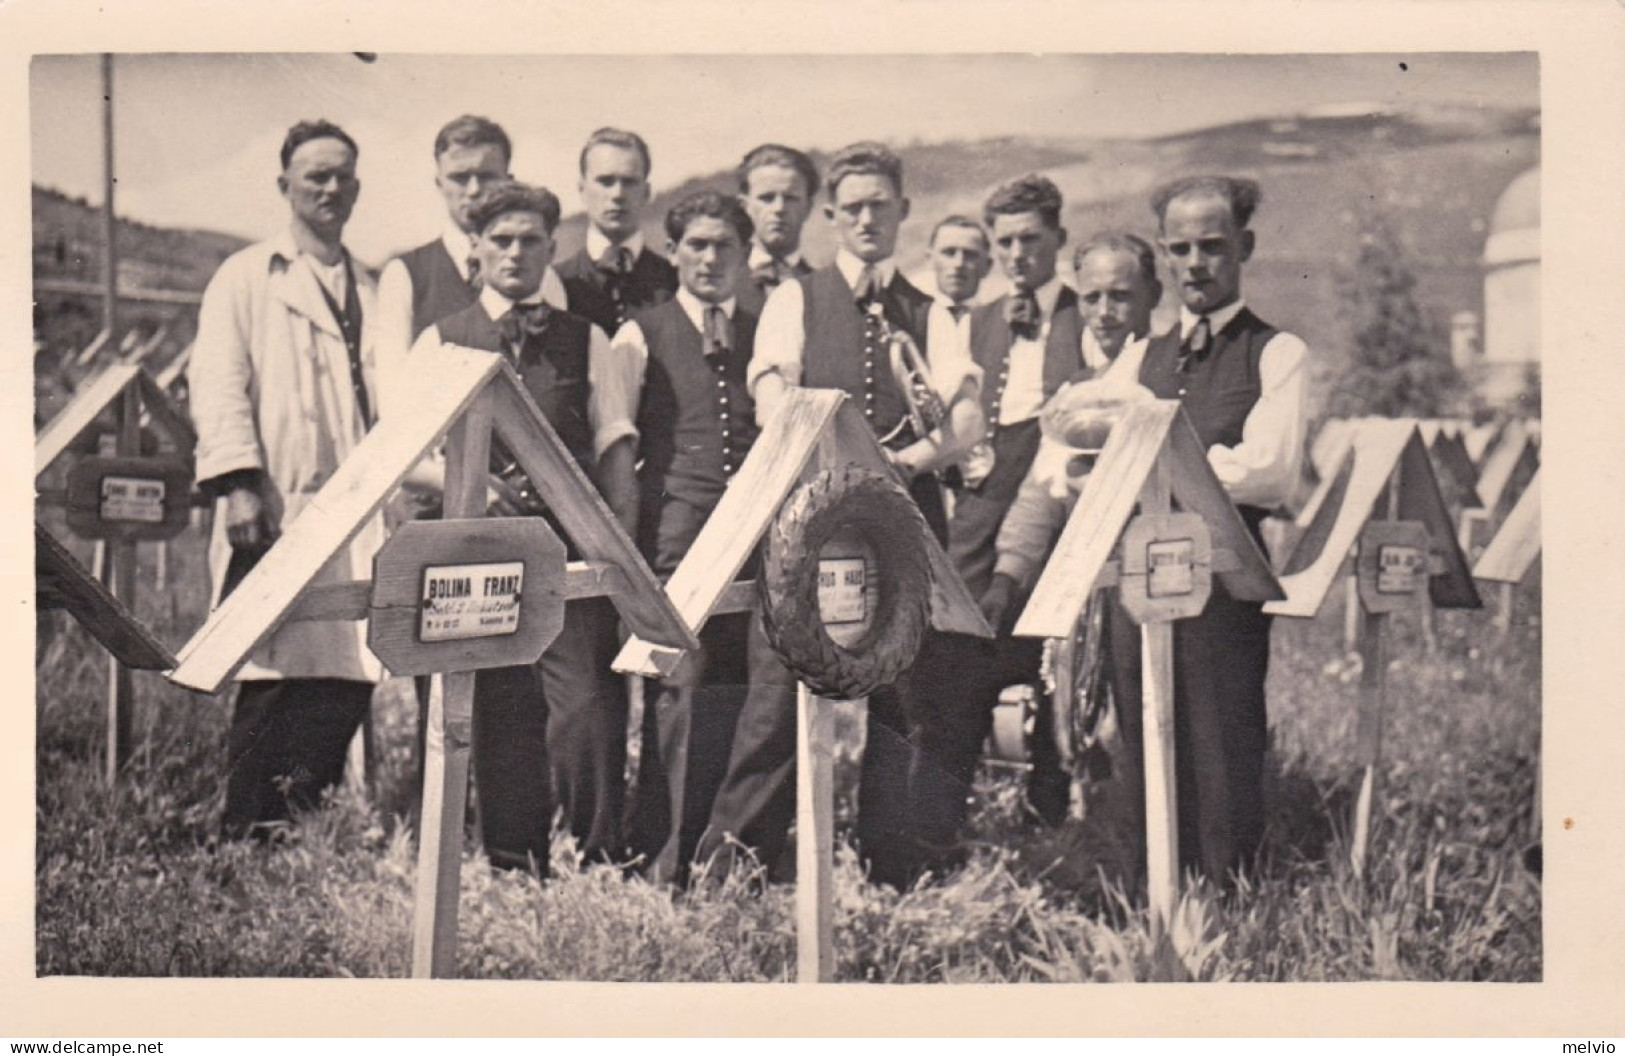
[1266, 418, 1479, 879]
[35, 523, 175, 672]
[167, 348, 696, 979]
[35, 361, 197, 782]
[1013, 400, 1283, 936]
[612, 388, 990, 982]
[1474, 469, 1541, 632]
[1461, 419, 1539, 563]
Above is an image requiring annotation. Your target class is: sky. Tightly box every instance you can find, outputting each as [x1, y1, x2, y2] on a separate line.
[30, 52, 1537, 264]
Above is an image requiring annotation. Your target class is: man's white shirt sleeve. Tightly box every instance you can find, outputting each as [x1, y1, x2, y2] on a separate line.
[595, 320, 649, 458]
[747, 279, 806, 424]
[1206, 332, 1308, 509]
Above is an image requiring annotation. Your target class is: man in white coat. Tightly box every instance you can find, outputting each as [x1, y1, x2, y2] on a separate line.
[189, 119, 383, 840]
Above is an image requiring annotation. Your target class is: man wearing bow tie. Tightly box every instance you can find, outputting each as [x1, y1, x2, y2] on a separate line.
[553, 127, 678, 336]
[407, 182, 632, 873]
[748, 141, 985, 888]
[736, 143, 819, 312]
[940, 175, 1088, 828]
[597, 191, 797, 885]
[1109, 175, 1307, 885]
[374, 115, 567, 419]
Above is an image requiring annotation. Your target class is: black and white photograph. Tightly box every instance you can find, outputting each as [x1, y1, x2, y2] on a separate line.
[6, 0, 1625, 1040]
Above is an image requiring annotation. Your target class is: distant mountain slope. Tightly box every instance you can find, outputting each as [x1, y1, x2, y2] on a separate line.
[35, 104, 1538, 422]
[33, 185, 249, 293]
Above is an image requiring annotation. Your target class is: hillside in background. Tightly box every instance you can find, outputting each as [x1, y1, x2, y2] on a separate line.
[34, 103, 1539, 420]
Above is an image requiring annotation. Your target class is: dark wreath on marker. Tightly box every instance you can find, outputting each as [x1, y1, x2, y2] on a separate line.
[757, 465, 934, 700]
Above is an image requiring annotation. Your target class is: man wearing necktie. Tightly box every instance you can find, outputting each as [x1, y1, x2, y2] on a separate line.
[190, 120, 381, 840]
[736, 143, 819, 312]
[374, 116, 567, 422]
[1110, 175, 1308, 885]
[748, 141, 986, 889]
[553, 127, 678, 336]
[596, 191, 797, 885]
[405, 182, 633, 873]
[936, 175, 1088, 830]
[926, 215, 992, 374]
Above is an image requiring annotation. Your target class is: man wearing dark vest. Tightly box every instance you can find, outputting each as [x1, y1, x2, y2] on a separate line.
[942, 175, 1085, 829]
[553, 127, 677, 336]
[375, 115, 566, 417]
[597, 191, 797, 885]
[405, 182, 632, 872]
[749, 141, 986, 889]
[1110, 175, 1308, 885]
[735, 143, 818, 313]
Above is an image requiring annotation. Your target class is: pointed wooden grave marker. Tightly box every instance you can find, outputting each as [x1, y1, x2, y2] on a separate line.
[36, 523, 174, 672]
[1267, 418, 1478, 879]
[612, 387, 990, 983]
[35, 361, 198, 782]
[168, 347, 696, 979]
[1012, 400, 1282, 936]
[1474, 469, 1541, 633]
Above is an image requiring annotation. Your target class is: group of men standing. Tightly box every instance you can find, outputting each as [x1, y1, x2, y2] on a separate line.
[188, 111, 1305, 895]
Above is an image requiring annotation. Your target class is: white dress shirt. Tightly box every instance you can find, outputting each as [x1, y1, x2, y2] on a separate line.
[375, 223, 566, 419]
[748, 243, 805, 272]
[749, 248, 981, 426]
[407, 282, 616, 445]
[997, 276, 1071, 425]
[585, 226, 647, 267]
[927, 293, 975, 377]
[597, 288, 737, 459]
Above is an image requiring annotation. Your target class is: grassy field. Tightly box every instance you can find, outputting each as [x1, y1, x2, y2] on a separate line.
[34, 525, 1541, 982]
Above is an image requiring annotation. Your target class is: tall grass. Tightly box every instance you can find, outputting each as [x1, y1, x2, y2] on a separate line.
[35, 527, 1540, 981]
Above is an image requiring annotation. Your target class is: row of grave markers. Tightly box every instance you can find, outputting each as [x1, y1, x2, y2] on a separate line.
[36, 355, 1542, 980]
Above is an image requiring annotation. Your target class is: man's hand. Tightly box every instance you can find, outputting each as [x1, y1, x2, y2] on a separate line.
[979, 572, 1020, 634]
[224, 485, 274, 550]
[883, 446, 916, 486]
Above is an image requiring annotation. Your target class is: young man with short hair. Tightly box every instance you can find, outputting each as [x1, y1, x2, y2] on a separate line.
[598, 190, 797, 885]
[936, 174, 1089, 828]
[748, 141, 985, 889]
[1113, 175, 1308, 884]
[406, 181, 633, 872]
[736, 143, 819, 308]
[553, 127, 678, 335]
[926, 214, 992, 367]
[374, 115, 565, 417]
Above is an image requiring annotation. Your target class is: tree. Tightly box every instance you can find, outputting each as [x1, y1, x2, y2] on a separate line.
[1323, 209, 1466, 421]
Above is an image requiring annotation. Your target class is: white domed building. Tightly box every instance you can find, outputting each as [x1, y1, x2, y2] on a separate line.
[1478, 166, 1540, 410]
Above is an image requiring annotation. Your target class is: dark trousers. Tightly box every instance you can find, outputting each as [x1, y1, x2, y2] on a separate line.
[856, 629, 997, 889]
[222, 678, 372, 839]
[419, 595, 628, 872]
[946, 417, 1070, 823]
[1106, 583, 1272, 885]
[631, 606, 797, 885]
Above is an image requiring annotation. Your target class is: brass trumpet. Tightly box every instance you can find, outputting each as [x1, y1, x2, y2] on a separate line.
[884, 321, 947, 442]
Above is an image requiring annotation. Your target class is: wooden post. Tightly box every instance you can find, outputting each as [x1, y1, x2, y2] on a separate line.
[1351, 471, 1402, 880]
[1343, 573, 1360, 652]
[410, 390, 492, 979]
[102, 384, 141, 782]
[795, 682, 837, 983]
[1494, 580, 1515, 634]
[1138, 450, 1179, 935]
